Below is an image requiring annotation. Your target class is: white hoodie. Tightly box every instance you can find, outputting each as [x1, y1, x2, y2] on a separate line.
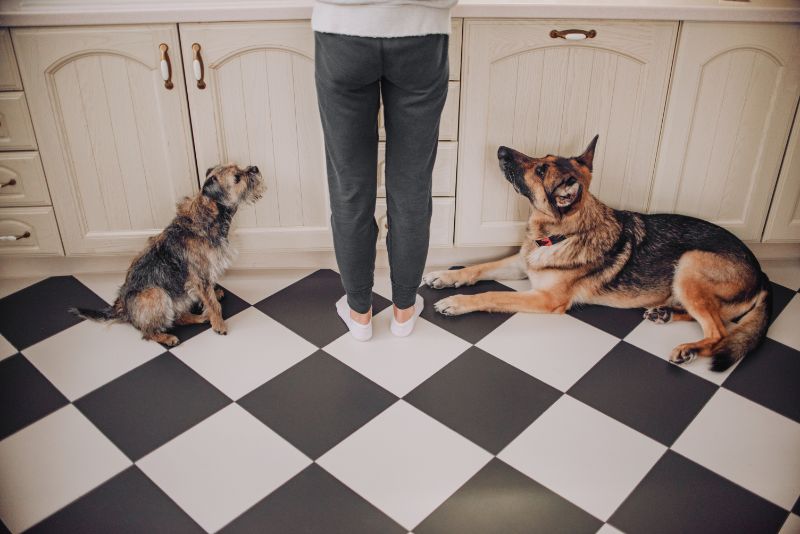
[312, 0, 458, 38]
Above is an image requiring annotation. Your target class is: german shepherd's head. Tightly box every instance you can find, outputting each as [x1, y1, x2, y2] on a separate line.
[497, 135, 598, 219]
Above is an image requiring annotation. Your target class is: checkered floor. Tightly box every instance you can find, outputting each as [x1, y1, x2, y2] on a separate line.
[1, 263, 799, 534]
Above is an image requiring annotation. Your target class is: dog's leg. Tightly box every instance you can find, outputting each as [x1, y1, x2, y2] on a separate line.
[670, 279, 727, 364]
[197, 283, 227, 335]
[643, 306, 693, 324]
[144, 331, 179, 346]
[175, 312, 209, 325]
[424, 253, 527, 289]
[435, 290, 568, 316]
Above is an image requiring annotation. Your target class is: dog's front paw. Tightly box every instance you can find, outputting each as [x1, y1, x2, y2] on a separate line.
[423, 270, 461, 289]
[434, 295, 471, 316]
[669, 344, 697, 365]
[212, 320, 228, 335]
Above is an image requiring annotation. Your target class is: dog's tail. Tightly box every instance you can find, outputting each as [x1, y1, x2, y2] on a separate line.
[68, 298, 124, 323]
[710, 273, 772, 372]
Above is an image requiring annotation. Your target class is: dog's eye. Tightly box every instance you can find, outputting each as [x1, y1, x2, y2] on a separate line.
[535, 165, 547, 178]
[565, 176, 577, 187]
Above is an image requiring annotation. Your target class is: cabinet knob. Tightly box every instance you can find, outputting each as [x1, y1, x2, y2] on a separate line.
[159, 43, 174, 90]
[192, 43, 206, 90]
[550, 29, 597, 40]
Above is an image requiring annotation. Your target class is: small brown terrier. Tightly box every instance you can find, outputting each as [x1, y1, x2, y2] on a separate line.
[71, 164, 265, 345]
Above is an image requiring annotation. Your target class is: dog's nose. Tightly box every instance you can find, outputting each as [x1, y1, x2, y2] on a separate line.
[497, 146, 510, 160]
[248, 165, 259, 174]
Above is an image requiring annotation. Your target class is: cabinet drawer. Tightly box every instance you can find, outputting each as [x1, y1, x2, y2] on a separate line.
[377, 142, 457, 197]
[0, 92, 37, 151]
[0, 152, 50, 207]
[376, 197, 455, 248]
[0, 30, 22, 91]
[0, 206, 63, 255]
[379, 81, 460, 142]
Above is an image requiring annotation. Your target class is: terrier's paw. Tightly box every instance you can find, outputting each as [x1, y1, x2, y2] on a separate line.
[434, 295, 470, 316]
[162, 334, 179, 347]
[670, 344, 697, 365]
[644, 306, 672, 324]
[423, 270, 461, 289]
[212, 321, 228, 335]
[215, 288, 225, 300]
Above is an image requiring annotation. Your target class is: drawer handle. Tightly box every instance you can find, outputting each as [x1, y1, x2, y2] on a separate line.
[192, 43, 206, 90]
[159, 43, 174, 90]
[0, 178, 16, 188]
[550, 29, 597, 40]
[0, 231, 30, 241]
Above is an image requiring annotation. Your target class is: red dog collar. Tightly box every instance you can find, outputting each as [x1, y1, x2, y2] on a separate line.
[535, 234, 567, 247]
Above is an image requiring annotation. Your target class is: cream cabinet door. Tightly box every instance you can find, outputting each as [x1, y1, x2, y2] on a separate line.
[179, 21, 331, 252]
[763, 102, 800, 242]
[456, 20, 677, 246]
[12, 25, 197, 255]
[650, 23, 800, 242]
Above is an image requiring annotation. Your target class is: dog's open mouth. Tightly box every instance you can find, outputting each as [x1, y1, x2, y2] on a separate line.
[556, 193, 576, 207]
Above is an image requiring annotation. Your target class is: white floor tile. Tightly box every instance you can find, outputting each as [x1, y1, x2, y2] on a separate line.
[477, 313, 619, 391]
[0, 277, 44, 300]
[779, 513, 800, 534]
[323, 307, 470, 397]
[0, 334, 15, 362]
[768, 294, 800, 351]
[220, 269, 313, 304]
[22, 320, 163, 401]
[317, 400, 491, 530]
[171, 307, 316, 400]
[0, 405, 130, 533]
[624, 319, 739, 385]
[74, 272, 124, 305]
[673, 389, 800, 510]
[596, 524, 625, 534]
[137, 404, 310, 533]
[761, 259, 800, 292]
[498, 396, 665, 521]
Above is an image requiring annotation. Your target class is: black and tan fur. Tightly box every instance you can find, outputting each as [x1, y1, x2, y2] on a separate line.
[70, 164, 265, 346]
[424, 136, 771, 371]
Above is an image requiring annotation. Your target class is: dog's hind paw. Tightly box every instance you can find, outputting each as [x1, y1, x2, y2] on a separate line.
[434, 295, 470, 316]
[669, 344, 697, 365]
[643, 306, 672, 324]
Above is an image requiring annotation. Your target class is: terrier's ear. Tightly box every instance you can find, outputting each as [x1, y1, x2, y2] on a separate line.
[576, 135, 599, 171]
[202, 174, 224, 202]
[205, 166, 215, 178]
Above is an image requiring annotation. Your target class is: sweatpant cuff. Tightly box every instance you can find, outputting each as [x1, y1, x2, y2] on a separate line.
[392, 283, 419, 310]
[346, 289, 373, 315]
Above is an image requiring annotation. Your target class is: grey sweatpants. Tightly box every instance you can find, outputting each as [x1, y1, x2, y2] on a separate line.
[315, 31, 449, 313]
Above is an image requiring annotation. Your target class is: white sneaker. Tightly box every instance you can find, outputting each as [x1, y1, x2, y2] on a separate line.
[336, 296, 372, 341]
[390, 294, 424, 337]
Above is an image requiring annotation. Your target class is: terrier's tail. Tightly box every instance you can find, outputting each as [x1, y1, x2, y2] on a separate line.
[68, 298, 124, 323]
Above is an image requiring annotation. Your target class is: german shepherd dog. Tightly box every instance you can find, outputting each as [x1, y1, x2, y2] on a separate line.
[70, 164, 265, 346]
[423, 136, 771, 371]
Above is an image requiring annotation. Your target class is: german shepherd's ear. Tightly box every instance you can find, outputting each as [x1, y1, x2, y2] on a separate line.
[202, 174, 225, 202]
[575, 135, 599, 171]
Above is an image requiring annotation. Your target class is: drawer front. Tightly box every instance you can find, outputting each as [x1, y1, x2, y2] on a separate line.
[0, 206, 63, 255]
[379, 81, 460, 142]
[0, 92, 37, 150]
[0, 152, 50, 207]
[449, 19, 462, 81]
[377, 142, 457, 197]
[0, 30, 22, 91]
[375, 197, 455, 248]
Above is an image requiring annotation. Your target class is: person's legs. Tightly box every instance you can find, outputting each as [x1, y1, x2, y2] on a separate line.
[315, 32, 382, 316]
[381, 34, 449, 317]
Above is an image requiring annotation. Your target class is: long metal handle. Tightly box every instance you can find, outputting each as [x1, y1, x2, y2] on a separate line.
[192, 43, 206, 90]
[159, 43, 173, 90]
[550, 29, 597, 40]
[0, 231, 30, 241]
[0, 179, 16, 188]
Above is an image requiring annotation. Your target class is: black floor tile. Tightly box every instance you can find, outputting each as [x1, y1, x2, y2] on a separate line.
[75, 353, 231, 460]
[0, 276, 108, 350]
[220, 463, 405, 534]
[418, 270, 516, 344]
[238, 350, 397, 459]
[610, 451, 788, 534]
[255, 270, 391, 347]
[793, 495, 800, 515]
[568, 342, 717, 446]
[770, 281, 796, 325]
[405, 347, 562, 454]
[26, 466, 204, 534]
[723, 338, 800, 423]
[415, 458, 602, 534]
[0, 353, 69, 440]
[567, 304, 644, 339]
[165, 285, 250, 346]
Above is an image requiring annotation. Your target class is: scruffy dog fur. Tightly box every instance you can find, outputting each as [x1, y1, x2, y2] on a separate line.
[424, 136, 771, 371]
[70, 164, 265, 346]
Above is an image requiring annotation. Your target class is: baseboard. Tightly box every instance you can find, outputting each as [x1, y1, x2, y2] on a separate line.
[0, 243, 797, 279]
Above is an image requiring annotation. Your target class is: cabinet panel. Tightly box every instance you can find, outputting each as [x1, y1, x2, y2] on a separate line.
[0, 29, 22, 91]
[12, 25, 197, 255]
[180, 21, 332, 251]
[0, 151, 50, 207]
[456, 20, 677, 246]
[0, 92, 37, 150]
[651, 22, 800, 241]
[763, 102, 800, 242]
